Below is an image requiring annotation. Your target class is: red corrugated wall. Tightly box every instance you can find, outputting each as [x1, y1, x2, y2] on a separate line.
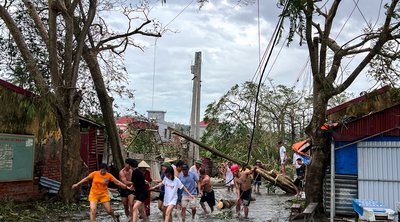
[333, 104, 400, 141]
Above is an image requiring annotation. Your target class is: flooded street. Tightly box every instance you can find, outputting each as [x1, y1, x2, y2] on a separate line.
[68, 186, 293, 222]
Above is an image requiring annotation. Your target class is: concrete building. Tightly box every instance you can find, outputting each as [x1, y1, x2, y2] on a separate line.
[147, 110, 176, 142]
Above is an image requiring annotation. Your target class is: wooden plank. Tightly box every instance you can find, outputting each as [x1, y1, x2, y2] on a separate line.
[303, 203, 318, 214]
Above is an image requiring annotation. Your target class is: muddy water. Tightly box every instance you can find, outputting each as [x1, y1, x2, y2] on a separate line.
[68, 186, 293, 222]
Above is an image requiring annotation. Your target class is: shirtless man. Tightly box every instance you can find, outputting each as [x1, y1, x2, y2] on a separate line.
[199, 168, 216, 214]
[232, 164, 254, 219]
[119, 158, 135, 218]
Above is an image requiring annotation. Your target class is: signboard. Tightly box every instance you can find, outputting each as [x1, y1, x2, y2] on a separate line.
[0, 133, 34, 181]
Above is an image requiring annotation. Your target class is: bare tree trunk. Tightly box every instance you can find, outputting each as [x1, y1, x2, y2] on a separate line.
[83, 48, 124, 170]
[56, 94, 85, 203]
[305, 88, 330, 206]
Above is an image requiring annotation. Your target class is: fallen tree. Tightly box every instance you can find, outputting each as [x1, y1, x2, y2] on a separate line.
[170, 128, 297, 194]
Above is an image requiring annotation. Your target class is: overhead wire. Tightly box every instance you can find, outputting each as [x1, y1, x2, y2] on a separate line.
[246, 1, 289, 165]
[262, 34, 288, 85]
[150, 0, 194, 110]
[336, 0, 375, 86]
[257, 0, 261, 62]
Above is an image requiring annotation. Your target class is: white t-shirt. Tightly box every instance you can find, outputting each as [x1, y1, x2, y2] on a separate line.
[293, 152, 303, 169]
[162, 176, 184, 206]
[279, 146, 286, 163]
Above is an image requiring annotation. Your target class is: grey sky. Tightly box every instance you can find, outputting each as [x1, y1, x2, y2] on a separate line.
[115, 0, 386, 124]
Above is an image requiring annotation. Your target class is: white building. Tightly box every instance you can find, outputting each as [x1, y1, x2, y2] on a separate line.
[147, 110, 175, 142]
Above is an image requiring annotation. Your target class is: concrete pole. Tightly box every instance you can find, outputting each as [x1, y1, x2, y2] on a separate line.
[190, 51, 202, 164]
[190, 64, 197, 164]
[194, 51, 201, 161]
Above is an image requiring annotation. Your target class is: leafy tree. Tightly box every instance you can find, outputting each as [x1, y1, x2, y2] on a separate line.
[0, 0, 160, 202]
[202, 82, 310, 166]
[279, 0, 400, 205]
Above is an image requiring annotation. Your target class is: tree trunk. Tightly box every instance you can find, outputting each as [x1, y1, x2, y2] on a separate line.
[304, 89, 330, 206]
[57, 95, 85, 203]
[170, 127, 297, 194]
[83, 48, 124, 170]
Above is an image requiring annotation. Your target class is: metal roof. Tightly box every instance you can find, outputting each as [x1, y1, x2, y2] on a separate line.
[333, 104, 400, 141]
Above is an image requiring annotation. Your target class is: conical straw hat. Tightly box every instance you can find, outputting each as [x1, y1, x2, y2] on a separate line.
[138, 160, 150, 168]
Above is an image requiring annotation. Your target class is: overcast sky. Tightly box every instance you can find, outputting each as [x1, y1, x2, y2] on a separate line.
[114, 0, 386, 124]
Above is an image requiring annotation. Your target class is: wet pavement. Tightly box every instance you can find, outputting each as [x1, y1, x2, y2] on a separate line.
[68, 186, 294, 222]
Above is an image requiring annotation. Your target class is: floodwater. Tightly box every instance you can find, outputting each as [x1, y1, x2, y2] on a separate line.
[66, 186, 293, 222]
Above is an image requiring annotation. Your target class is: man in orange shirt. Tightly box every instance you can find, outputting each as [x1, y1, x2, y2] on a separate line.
[72, 163, 130, 222]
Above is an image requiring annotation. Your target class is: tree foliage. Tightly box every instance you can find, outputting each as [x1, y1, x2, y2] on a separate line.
[202, 82, 312, 166]
[0, 0, 161, 202]
[277, 0, 400, 204]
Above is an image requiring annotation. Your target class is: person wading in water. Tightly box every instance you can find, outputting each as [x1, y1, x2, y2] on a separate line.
[232, 164, 255, 219]
[72, 163, 129, 222]
[119, 159, 135, 218]
[199, 168, 216, 214]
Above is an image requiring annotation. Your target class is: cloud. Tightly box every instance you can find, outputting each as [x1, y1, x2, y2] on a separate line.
[115, 0, 384, 123]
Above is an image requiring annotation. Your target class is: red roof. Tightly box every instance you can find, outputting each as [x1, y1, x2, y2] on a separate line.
[333, 103, 400, 141]
[326, 86, 390, 115]
[116, 116, 135, 125]
[0, 79, 34, 97]
[200, 121, 208, 127]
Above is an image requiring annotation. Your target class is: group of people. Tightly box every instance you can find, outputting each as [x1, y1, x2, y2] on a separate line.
[220, 141, 307, 219]
[72, 158, 217, 222]
[71, 141, 308, 221]
[72, 159, 152, 222]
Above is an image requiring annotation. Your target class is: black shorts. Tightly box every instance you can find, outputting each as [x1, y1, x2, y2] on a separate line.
[240, 189, 251, 206]
[158, 192, 165, 201]
[135, 189, 148, 202]
[200, 190, 215, 207]
[119, 188, 134, 198]
[253, 180, 261, 186]
[294, 178, 304, 188]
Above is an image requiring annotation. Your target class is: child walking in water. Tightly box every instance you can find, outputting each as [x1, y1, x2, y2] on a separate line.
[151, 166, 194, 222]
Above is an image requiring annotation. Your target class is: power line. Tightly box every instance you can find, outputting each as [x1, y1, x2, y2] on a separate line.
[262, 33, 288, 86]
[352, 0, 369, 26]
[246, 1, 289, 165]
[151, 38, 158, 109]
[257, 0, 261, 62]
[151, 0, 194, 109]
[164, 0, 194, 29]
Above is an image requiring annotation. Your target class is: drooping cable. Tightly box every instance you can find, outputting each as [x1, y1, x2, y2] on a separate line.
[246, 1, 289, 165]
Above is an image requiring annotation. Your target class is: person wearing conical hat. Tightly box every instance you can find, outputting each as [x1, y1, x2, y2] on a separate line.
[138, 160, 152, 217]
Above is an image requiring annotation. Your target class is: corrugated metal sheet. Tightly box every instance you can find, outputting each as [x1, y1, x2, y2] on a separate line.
[323, 174, 358, 216]
[333, 104, 400, 141]
[358, 141, 400, 211]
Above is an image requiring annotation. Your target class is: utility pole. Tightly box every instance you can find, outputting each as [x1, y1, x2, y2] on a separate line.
[190, 51, 202, 164]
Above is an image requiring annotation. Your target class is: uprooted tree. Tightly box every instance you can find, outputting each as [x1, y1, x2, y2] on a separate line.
[0, 0, 161, 202]
[171, 128, 298, 194]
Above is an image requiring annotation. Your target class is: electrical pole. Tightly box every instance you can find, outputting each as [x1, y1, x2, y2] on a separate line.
[190, 51, 202, 164]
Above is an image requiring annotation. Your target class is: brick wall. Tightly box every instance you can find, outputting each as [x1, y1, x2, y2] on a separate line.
[34, 142, 62, 180]
[0, 180, 40, 200]
[0, 142, 62, 201]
